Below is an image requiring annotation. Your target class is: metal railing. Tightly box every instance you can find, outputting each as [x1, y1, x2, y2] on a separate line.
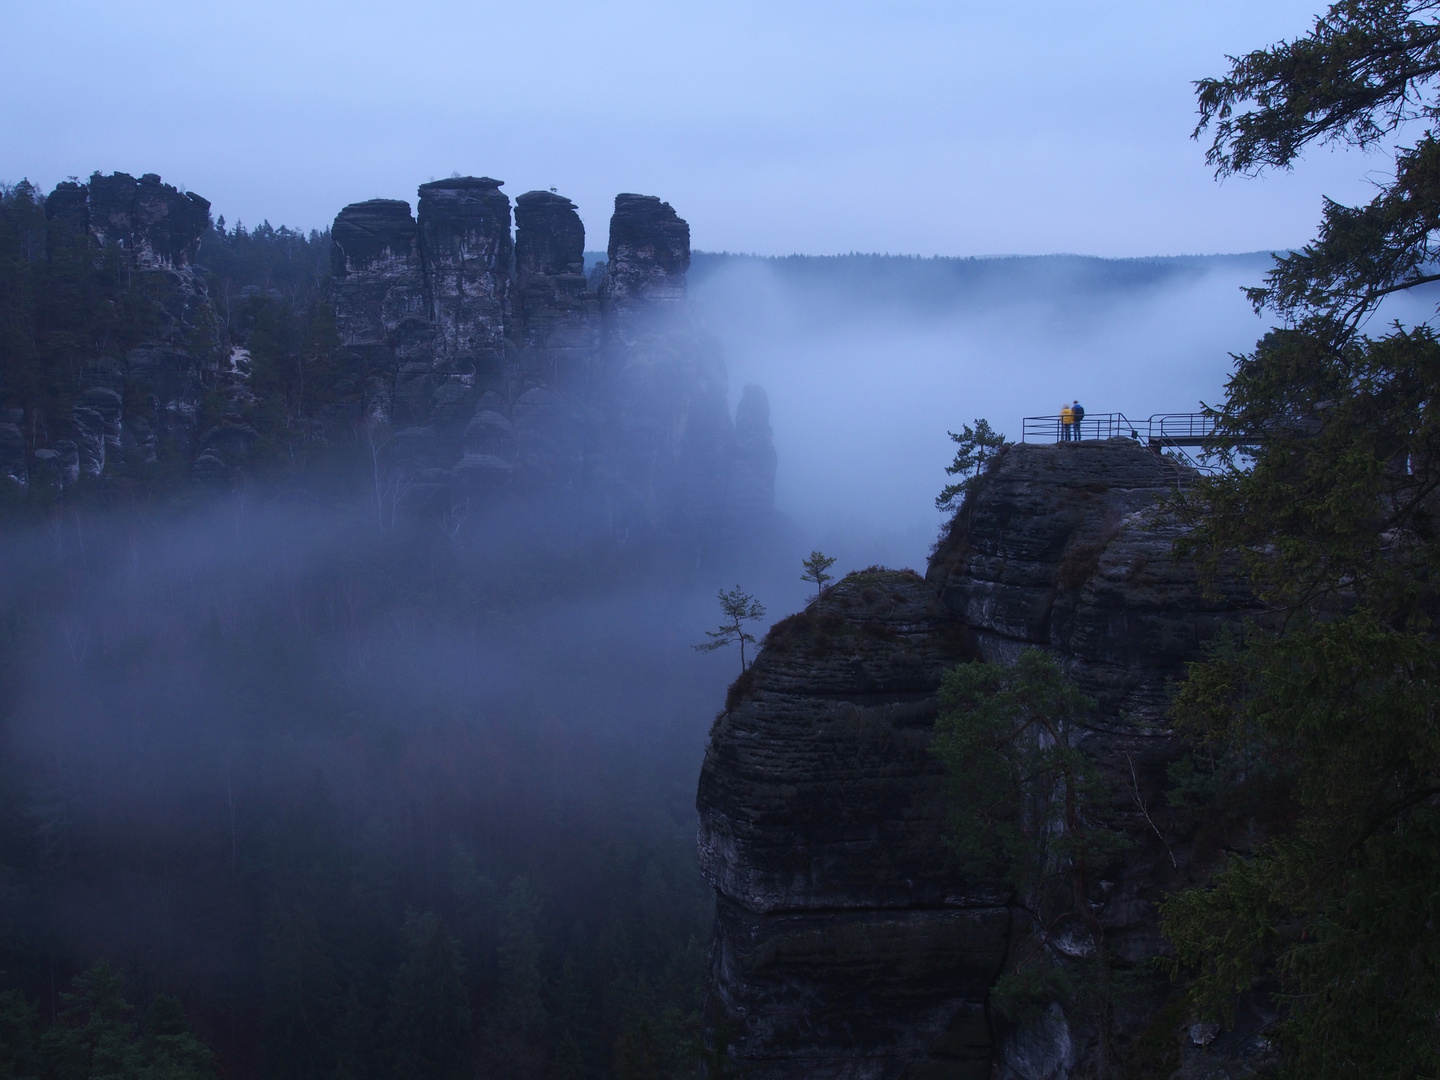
[1021, 413, 1144, 443]
[1020, 412, 1241, 476]
[1021, 412, 1230, 446]
[1148, 413, 1220, 446]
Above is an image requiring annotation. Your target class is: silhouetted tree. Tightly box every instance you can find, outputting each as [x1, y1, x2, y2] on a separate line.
[484, 877, 549, 1079]
[24, 965, 210, 1080]
[0, 984, 41, 1080]
[140, 995, 214, 1080]
[1160, 4, 1440, 1076]
[800, 551, 836, 599]
[694, 588, 766, 672]
[42, 963, 141, 1080]
[261, 905, 341, 1080]
[935, 419, 1009, 514]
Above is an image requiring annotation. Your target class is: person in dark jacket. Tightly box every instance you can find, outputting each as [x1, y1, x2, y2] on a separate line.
[1071, 400, 1085, 440]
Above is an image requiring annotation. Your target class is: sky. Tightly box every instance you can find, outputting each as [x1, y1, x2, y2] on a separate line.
[0, 0, 1398, 256]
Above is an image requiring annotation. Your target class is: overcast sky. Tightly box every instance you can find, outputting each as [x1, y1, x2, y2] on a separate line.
[0, 0, 1387, 256]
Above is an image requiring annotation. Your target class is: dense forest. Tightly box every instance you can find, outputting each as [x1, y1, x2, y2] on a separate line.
[0, 180, 737, 1080]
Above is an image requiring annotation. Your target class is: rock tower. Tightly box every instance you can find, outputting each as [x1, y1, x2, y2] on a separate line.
[698, 440, 1259, 1079]
[330, 180, 775, 552]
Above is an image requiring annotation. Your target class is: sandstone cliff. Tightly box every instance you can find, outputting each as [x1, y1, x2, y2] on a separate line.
[0, 172, 220, 492]
[5, 172, 775, 561]
[698, 440, 1259, 1079]
[329, 180, 775, 552]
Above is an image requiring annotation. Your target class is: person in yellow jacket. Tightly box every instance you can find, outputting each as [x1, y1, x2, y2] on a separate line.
[1059, 403, 1075, 441]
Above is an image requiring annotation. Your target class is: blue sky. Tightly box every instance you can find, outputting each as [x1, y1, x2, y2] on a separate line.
[0, 0, 1388, 255]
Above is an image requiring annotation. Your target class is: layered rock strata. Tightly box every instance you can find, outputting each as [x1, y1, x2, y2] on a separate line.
[512, 191, 596, 392]
[698, 570, 1005, 1080]
[329, 198, 427, 427]
[699, 440, 1257, 1079]
[6, 172, 221, 491]
[330, 181, 774, 550]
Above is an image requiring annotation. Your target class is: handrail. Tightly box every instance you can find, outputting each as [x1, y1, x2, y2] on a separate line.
[1018, 411, 1251, 477]
[1150, 413, 1219, 441]
[1021, 413, 1143, 443]
[1021, 412, 1233, 446]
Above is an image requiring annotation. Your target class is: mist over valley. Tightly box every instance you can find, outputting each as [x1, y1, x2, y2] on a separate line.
[0, 160, 1398, 1079]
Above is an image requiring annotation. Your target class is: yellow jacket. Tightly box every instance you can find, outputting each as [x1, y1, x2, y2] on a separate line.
[1060, 406, 1075, 425]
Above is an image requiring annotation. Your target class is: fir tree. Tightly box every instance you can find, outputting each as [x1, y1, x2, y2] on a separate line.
[384, 912, 470, 1080]
[800, 551, 836, 599]
[1161, 5, 1440, 1076]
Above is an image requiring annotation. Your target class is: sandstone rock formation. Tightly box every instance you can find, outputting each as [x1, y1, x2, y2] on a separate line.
[698, 570, 1004, 1080]
[329, 180, 775, 553]
[50, 171, 211, 271]
[329, 197, 427, 428]
[6, 172, 221, 492]
[698, 440, 1258, 1079]
[4, 168, 773, 561]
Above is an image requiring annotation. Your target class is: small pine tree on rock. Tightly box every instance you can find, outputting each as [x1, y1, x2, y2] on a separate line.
[936, 419, 1010, 514]
[694, 587, 767, 672]
[800, 551, 837, 599]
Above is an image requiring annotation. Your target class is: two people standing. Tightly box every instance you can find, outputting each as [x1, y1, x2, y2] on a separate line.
[1059, 400, 1085, 441]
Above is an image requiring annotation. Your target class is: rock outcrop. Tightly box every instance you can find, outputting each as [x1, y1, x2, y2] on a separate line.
[5, 170, 775, 559]
[512, 190, 595, 392]
[2, 172, 221, 492]
[49, 171, 211, 271]
[698, 440, 1258, 1079]
[330, 180, 774, 553]
[698, 570, 1004, 1080]
[329, 197, 427, 428]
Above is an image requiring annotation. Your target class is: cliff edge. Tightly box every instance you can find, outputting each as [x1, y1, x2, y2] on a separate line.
[698, 440, 1258, 1079]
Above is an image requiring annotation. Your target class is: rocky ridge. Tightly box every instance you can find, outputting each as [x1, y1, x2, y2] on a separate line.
[698, 439, 1259, 1079]
[3, 172, 775, 559]
[330, 180, 773, 550]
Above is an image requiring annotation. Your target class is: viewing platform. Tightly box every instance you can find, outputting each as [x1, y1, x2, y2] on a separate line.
[1020, 412, 1262, 472]
[1021, 412, 1254, 449]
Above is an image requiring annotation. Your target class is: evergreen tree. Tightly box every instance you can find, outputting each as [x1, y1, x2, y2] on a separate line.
[0, 985, 40, 1080]
[139, 995, 214, 1080]
[800, 551, 836, 599]
[1161, 4, 1440, 1076]
[261, 905, 342, 1080]
[935, 419, 1009, 514]
[933, 650, 1128, 1074]
[384, 912, 470, 1080]
[41, 962, 142, 1080]
[484, 877, 549, 1079]
[693, 588, 766, 673]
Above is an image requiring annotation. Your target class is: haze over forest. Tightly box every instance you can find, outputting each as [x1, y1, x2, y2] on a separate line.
[5, 2, 1435, 1079]
[0, 165, 1293, 1077]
